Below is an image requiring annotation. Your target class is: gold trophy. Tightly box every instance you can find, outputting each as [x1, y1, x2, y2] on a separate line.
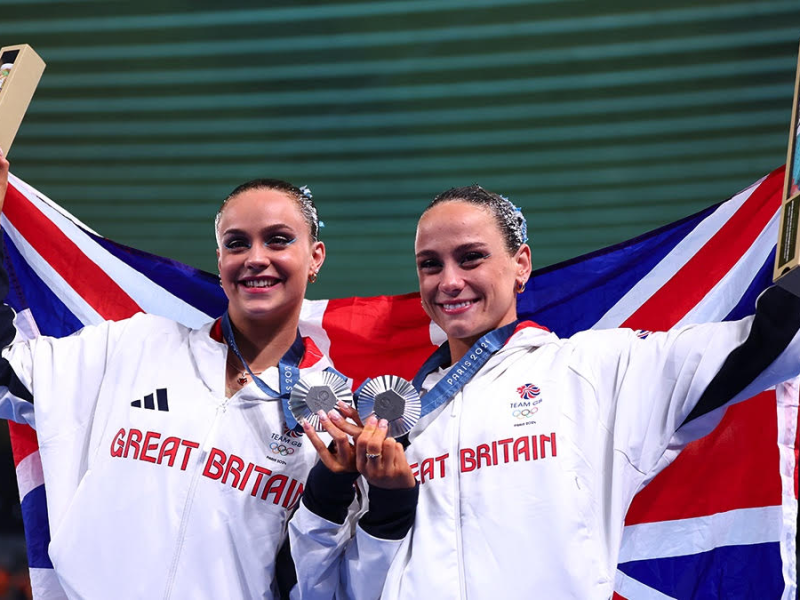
[0, 44, 46, 154]
[775, 41, 800, 296]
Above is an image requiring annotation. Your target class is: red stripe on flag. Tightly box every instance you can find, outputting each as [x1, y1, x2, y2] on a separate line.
[625, 391, 780, 525]
[5, 184, 142, 321]
[8, 422, 39, 468]
[612, 594, 628, 600]
[323, 293, 437, 387]
[621, 167, 784, 331]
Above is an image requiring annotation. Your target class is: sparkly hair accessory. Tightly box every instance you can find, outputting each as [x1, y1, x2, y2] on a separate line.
[299, 185, 313, 200]
[499, 194, 528, 244]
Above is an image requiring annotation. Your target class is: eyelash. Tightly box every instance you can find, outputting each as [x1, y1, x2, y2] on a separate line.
[417, 252, 490, 271]
[461, 251, 490, 265]
[224, 235, 297, 251]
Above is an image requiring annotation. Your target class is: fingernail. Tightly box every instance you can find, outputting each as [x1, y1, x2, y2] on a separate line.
[378, 419, 388, 430]
[336, 400, 349, 410]
[317, 410, 328, 421]
[300, 418, 310, 429]
[367, 415, 378, 426]
[328, 410, 341, 421]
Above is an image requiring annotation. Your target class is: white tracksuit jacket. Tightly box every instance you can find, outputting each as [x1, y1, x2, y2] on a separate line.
[290, 286, 800, 600]
[0, 311, 333, 599]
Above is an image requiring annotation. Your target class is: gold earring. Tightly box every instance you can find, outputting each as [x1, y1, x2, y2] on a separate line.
[308, 272, 318, 284]
[515, 281, 526, 294]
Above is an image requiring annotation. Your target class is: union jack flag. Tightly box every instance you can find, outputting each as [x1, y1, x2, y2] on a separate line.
[2, 166, 797, 599]
[516, 383, 541, 400]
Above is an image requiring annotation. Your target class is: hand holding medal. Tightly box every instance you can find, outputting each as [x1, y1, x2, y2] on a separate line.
[354, 414, 416, 490]
[300, 373, 417, 489]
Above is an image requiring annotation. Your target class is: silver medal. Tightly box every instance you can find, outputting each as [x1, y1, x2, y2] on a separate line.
[289, 371, 353, 431]
[357, 375, 421, 437]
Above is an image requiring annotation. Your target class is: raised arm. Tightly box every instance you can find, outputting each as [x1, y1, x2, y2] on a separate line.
[576, 285, 800, 477]
[0, 148, 14, 346]
[0, 148, 34, 426]
[0, 148, 8, 210]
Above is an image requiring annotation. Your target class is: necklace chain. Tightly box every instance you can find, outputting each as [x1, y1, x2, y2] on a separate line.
[227, 355, 265, 386]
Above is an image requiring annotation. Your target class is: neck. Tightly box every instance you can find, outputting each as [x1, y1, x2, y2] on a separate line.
[447, 318, 519, 365]
[448, 336, 478, 364]
[228, 312, 300, 371]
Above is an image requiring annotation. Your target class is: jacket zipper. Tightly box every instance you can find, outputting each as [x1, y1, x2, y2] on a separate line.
[451, 391, 468, 600]
[162, 397, 229, 599]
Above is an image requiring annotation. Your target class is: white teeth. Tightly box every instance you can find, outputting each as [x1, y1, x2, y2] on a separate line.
[442, 301, 474, 310]
[243, 279, 277, 288]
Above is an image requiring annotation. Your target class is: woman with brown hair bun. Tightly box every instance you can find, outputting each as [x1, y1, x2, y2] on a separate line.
[292, 184, 800, 600]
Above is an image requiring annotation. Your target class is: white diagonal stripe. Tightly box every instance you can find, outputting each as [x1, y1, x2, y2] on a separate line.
[11, 177, 213, 328]
[619, 506, 782, 563]
[594, 176, 763, 329]
[2, 216, 103, 327]
[299, 298, 331, 357]
[675, 210, 778, 326]
[16, 450, 44, 500]
[615, 569, 678, 600]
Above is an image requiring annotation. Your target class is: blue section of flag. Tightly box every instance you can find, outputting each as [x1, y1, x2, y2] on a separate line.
[618, 542, 784, 599]
[3, 231, 83, 337]
[20, 484, 53, 569]
[519, 204, 718, 337]
[724, 252, 777, 322]
[90, 234, 227, 319]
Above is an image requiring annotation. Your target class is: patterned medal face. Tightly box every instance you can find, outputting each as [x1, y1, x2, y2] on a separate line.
[357, 375, 421, 438]
[289, 371, 353, 431]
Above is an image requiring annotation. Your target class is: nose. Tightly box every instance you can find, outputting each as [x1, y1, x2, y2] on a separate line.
[439, 262, 463, 295]
[244, 244, 271, 270]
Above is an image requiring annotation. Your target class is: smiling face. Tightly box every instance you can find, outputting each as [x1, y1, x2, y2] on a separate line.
[415, 200, 531, 358]
[216, 187, 325, 329]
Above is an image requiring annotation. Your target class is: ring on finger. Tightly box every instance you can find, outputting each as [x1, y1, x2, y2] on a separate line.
[365, 452, 382, 459]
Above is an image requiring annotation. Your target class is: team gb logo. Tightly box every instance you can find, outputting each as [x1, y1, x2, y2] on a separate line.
[517, 383, 541, 400]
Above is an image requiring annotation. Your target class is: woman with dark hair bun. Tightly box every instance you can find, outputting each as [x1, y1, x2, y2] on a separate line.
[292, 184, 800, 599]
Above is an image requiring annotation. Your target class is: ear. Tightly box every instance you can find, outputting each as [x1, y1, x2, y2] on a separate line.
[310, 241, 326, 275]
[216, 247, 221, 270]
[514, 244, 532, 286]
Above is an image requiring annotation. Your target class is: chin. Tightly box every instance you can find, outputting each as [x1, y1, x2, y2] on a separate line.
[441, 321, 482, 341]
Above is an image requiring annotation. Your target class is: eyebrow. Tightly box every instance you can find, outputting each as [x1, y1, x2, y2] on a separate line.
[415, 241, 489, 259]
[221, 224, 296, 237]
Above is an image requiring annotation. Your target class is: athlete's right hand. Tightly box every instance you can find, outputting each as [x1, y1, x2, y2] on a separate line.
[0, 147, 8, 212]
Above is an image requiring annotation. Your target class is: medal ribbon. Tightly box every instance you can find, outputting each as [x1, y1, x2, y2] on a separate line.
[221, 312, 305, 430]
[412, 320, 520, 419]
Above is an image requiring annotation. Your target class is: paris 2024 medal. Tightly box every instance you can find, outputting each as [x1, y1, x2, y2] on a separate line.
[357, 375, 421, 438]
[289, 370, 353, 432]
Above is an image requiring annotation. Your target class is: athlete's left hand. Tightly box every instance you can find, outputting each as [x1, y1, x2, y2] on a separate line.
[356, 416, 416, 489]
[301, 401, 363, 474]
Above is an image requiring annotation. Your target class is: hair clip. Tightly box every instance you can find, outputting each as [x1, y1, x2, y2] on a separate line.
[499, 194, 528, 244]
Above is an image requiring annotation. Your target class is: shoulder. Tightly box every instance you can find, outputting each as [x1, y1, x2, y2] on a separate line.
[112, 312, 195, 338]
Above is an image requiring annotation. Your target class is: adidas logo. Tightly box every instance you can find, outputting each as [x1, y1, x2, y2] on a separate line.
[131, 388, 169, 412]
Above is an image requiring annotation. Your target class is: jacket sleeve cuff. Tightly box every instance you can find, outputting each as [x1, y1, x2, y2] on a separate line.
[359, 482, 419, 540]
[301, 461, 360, 525]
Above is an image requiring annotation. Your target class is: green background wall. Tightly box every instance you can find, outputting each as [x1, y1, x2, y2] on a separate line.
[1, 0, 799, 562]
[4, 0, 799, 301]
